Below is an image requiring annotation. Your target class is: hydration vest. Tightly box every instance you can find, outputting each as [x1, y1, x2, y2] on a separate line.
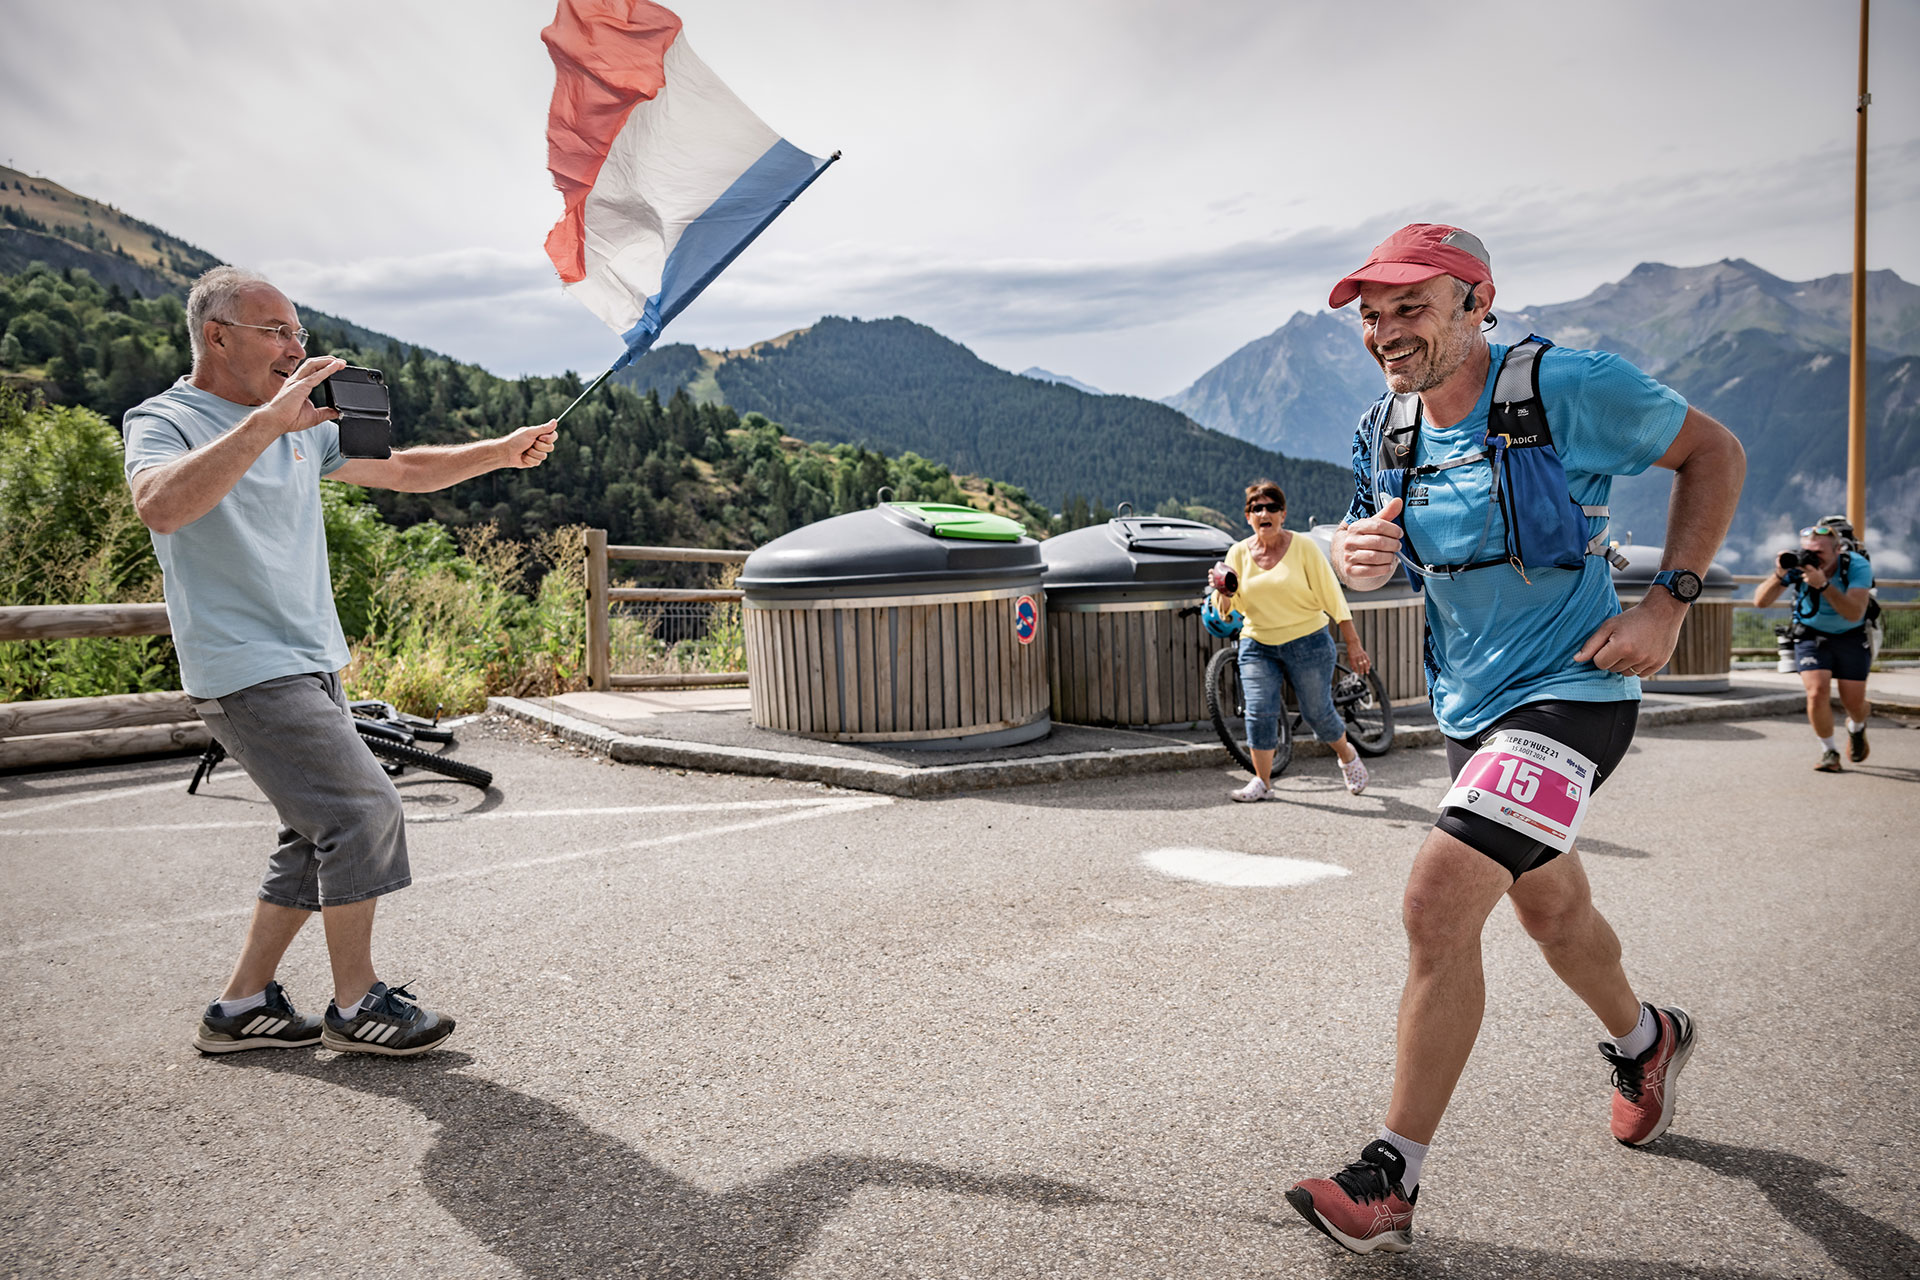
[1365, 336, 1628, 583]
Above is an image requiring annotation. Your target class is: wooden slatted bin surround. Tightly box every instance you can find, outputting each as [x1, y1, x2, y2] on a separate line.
[1611, 546, 1736, 693]
[1040, 516, 1237, 727]
[738, 503, 1050, 748]
[1300, 525, 1429, 705]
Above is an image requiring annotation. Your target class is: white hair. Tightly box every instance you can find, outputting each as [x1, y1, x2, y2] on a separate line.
[186, 266, 276, 362]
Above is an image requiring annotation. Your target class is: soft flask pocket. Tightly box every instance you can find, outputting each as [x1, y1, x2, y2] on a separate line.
[1499, 447, 1589, 571]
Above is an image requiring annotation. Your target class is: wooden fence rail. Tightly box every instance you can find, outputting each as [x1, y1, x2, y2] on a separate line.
[584, 530, 750, 691]
[0, 605, 208, 768]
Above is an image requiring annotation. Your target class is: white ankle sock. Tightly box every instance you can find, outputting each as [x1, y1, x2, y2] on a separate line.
[1846, 718, 1865, 734]
[1819, 735, 1839, 752]
[212, 987, 268, 1017]
[1610, 1004, 1658, 1059]
[1378, 1126, 1427, 1192]
[335, 990, 373, 1018]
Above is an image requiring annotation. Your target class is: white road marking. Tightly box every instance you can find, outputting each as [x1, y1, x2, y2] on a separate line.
[0, 798, 875, 840]
[0, 797, 892, 958]
[1142, 846, 1350, 888]
[0, 776, 197, 818]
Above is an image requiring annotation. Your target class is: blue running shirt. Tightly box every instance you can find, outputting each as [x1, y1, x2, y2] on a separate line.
[1345, 343, 1687, 738]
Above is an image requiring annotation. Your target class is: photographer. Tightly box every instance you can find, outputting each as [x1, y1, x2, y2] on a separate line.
[124, 266, 556, 1056]
[1752, 522, 1874, 771]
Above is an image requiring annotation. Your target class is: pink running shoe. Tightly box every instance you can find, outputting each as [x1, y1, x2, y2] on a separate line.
[1285, 1140, 1418, 1255]
[1598, 1003, 1696, 1146]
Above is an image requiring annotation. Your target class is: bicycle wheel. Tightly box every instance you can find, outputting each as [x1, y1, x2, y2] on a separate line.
[1335, 666, 1395, 756]
[1205, 644, 1292, 777]
[360, 735, 493, 789]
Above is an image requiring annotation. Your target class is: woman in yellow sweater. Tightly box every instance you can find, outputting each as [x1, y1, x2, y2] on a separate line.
[1209, 479, 1372, 801]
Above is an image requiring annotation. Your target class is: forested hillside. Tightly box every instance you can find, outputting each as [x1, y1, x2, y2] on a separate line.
[620, 317, 1355, 526]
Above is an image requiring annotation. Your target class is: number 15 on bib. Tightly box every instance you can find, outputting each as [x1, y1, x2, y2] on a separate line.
[1441, 729, 1597, 854]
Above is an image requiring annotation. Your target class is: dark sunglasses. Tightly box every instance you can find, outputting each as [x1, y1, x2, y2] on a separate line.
[1247, 501, 1284, 514]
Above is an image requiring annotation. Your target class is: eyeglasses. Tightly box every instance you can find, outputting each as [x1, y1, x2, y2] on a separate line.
[1247, 502, 1284, 514]
[213, 319, 310, 347]
[1799, 525, 1835, 537]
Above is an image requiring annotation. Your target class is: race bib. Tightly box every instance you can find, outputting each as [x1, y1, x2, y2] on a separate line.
[1441, 729, 1596, 854]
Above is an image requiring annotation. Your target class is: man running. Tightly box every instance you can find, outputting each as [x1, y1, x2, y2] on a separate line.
[1286, 225, 1745, 1254]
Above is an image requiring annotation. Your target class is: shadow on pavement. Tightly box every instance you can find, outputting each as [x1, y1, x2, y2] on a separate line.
[224, 1051, 1107, 1279]
[1646, 1134, 1920, 1280]
[1639, 721, 1770, 742]
[1398, 1236, 1776, 1278]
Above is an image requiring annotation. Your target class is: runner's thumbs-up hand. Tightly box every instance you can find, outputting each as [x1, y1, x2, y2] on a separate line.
[1334, 496, 1405, 590]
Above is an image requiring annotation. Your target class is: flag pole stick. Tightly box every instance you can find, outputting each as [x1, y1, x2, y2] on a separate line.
[555, 364, 619, 424]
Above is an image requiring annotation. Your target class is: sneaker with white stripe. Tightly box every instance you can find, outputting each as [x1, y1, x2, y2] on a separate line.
[193, 980, 322, 1054]
[321, 981, 456, 1057]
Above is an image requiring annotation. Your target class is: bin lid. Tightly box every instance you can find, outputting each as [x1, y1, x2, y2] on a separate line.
[883, 502, 1026, 542]
[1041, 516, 1236, 592]
[738, 504, 1042, 596]
[1608, 544, 1735, 595]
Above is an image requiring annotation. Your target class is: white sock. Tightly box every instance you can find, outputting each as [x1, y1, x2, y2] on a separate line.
[1378, 1126, 1428, 1193]
[1610, 1004, 1658, 1059]
[212, 987, 268, 1017]
[1846, 718, 1865, 734]
[335, 990, 373, 1018]
[1819, 735, 1839, 752]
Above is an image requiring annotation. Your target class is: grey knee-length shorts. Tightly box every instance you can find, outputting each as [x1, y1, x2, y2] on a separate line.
[192, 672, 410, 910]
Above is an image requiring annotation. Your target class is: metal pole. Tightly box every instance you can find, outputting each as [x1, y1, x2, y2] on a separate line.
[556, 364, 619, 425]
[1847, 0, 1870, 535]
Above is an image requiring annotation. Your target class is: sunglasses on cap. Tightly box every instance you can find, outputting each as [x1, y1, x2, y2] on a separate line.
[1800, 525, 1835, 537]
[1246, 501, 1284, 514]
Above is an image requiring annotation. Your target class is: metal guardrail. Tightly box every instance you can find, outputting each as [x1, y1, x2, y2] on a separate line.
[584, 531, 750, 691]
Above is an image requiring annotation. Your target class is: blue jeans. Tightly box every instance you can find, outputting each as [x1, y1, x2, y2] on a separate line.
[1239, 629, 1344, 751]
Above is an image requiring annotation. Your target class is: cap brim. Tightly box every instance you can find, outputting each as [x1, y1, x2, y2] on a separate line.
[1328, 263, 1450, 309]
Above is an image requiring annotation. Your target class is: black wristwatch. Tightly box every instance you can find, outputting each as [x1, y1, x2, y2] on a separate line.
[1650, 569, 1703, 604]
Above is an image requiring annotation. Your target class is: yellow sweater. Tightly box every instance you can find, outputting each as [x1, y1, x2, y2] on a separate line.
[1214, 533, 1352, 646]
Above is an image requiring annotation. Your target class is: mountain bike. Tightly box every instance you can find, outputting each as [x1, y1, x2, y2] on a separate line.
[1204, 641, 1393, 778]
[188, 700, 493, 793]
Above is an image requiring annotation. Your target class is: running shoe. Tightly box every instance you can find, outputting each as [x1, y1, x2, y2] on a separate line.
[1340, 755, 1369, 795]
[1598, 1003, 1696, 1146]
[193, 980, 322, 1054]
[1815, 748, 1843, 773]
[1848, 724, 1869, 763]
[321, 981, 456, 1057]
[1285, 1139, 1418, 1255]
[1230, 777, 1270, 803]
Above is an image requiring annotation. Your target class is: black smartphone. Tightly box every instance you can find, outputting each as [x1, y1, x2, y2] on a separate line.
[315, 365, 392, 459]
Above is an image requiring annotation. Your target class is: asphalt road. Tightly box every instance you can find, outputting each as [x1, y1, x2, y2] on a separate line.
[2, 711, 1916, 1279]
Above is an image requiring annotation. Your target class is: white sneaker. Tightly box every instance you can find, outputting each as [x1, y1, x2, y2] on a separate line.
[1231, 777, 1270, 803]
[1339, 756, 1369, 795]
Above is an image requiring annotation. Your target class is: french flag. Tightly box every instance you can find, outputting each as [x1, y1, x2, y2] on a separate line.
[542, 0, 835, 368]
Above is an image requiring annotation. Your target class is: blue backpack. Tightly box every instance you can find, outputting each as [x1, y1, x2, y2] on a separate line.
[1364, 336, 1628, 584]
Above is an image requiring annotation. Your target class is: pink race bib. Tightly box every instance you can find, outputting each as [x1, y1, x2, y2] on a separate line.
[1440, 729, 1596, 854]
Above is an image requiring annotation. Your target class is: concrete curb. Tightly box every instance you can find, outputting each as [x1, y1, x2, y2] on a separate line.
[490, 687, 1894, 796]
[489, 696, 1232, 797]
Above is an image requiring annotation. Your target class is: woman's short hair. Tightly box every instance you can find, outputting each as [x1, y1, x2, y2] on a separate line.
[1244, 480, 1285, 510]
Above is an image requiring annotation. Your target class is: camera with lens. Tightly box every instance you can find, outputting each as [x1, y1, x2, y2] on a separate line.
[1776, 548, 1821, 583]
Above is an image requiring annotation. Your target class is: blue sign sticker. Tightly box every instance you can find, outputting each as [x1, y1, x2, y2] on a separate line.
[1013, 595, 1039, 645]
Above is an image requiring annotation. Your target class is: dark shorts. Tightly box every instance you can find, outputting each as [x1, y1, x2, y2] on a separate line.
[1794, 626, 1871, 682]
[1437, 699, 1639, 879]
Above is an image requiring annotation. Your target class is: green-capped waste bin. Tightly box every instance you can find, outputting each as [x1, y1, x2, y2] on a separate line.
[739, 500, 1050, 748]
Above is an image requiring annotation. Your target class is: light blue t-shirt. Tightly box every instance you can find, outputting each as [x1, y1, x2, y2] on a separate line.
[1796, 551, 1874, 633]
[122, 378, 350, 699]
[1346, 343, 1688, 739]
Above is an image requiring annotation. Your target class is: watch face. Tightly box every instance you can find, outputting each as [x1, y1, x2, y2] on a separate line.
[1671, 571, 1702, 601]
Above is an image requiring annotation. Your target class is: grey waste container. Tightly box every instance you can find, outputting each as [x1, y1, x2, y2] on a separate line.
[1610, 545, 1737, 692]
[1307, 524, 1427, 703]
[738, 501, 1050, 748]
[1041, 515, 1236, 727]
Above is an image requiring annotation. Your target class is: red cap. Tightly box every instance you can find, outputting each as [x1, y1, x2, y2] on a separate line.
[1328, 224, 1493, 309]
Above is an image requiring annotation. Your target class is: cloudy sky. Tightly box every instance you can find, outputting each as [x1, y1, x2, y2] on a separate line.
[6, 1, 1917, 398]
